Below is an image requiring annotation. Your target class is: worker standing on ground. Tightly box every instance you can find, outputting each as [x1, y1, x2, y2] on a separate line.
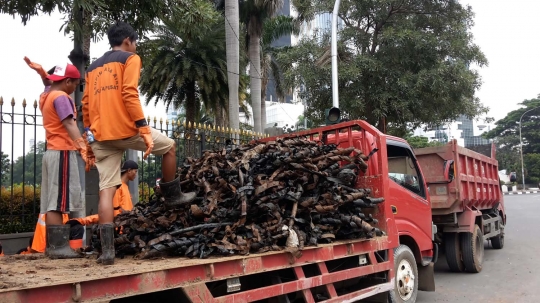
[82, 21, 196, 265]
[24, 57, 94, 259]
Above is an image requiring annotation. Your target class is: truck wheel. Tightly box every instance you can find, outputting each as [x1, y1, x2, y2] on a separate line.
[389, 245, 418, 303]
[491, 224, 504, 249]
[461, 224, 484, 273]
[444, 232, 464, 272]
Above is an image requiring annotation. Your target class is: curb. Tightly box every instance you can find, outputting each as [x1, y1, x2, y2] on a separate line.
[504, 191, 538, 195]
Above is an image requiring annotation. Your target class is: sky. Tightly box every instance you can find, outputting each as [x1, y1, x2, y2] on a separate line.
[1, 0, 539, 158]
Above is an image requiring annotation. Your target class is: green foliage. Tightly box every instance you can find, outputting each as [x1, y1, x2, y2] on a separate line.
[403, 133, 444, 149]
[138, 182, 154, 203]
[138, 15, 228, 124]
[281, 0, 488, 133]
[11, 141, 46, 185]
[1, 0, 219, 42]
[0, 184, 40, 233]
[484, 96, 540, 184]
[138, 155, 162, 188]
[296, 115, 315, 130]
[0, 151, 10, 185]
[484, 97, 540, 154]
[524, 153, 540, 184]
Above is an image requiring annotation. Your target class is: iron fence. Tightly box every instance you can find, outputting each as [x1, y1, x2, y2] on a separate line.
[0, 96, 265, 232]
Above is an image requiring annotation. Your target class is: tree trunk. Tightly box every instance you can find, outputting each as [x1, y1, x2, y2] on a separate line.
[185, 81, 197, 126]
[225, 0, 240, 132]
[377, 117, 387, 134]
[249, 34, 262, 133]
[261, 75, 267, 133]
[215, 104, 225, 128]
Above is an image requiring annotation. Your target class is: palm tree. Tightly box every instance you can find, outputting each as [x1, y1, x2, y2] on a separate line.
[225, 0, 241, 132]
[138, 17, 228, 124]
[260, 15, 298, 130]
[241, 0, 284, 133]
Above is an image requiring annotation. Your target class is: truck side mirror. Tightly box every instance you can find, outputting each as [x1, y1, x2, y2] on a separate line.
[443, 160, 455, 183]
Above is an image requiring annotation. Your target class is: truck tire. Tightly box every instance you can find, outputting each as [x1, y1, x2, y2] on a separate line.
[460, 224, 484, 273]
[444, 232, 464, 272]
[491, 223, 504, 249]
[389, 245, 418, 303]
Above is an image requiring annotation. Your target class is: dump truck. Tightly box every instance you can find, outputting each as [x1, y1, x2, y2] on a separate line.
[0, 120, 436, 303]
[414, 140, 506, 273]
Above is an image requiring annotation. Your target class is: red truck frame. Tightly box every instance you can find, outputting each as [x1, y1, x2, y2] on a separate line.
[0, 120, 436, 303]
[415, 140, 506, 273]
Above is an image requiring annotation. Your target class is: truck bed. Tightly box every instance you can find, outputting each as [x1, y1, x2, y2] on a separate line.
[415, 140, 502, 215]
[0, 237, 393, 303]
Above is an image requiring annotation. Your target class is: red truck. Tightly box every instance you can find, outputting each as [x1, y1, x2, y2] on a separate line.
[0, 120, 436, 303]
[414, 140, 506, 273]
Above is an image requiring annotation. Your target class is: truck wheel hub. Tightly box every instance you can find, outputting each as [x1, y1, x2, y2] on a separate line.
[396, 259, 415, 300]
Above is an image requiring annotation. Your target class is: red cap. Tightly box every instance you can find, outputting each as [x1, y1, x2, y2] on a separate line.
[46, 63, 81, 82]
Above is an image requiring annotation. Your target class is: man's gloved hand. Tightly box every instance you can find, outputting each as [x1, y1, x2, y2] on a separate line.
[139, 126, 154, 159]
[82, 133, 96, 172]
[73, 137, 88, 163]
[23, 56, 48, 79]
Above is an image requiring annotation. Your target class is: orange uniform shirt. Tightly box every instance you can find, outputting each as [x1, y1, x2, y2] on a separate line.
[75, 182, 133, 225]
[82, 50, 146, 141]
[39, 90, 77, 150]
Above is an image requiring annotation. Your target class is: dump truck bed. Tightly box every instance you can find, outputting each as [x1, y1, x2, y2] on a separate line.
[415, 140, 502, 215]
[0, 237, 393, 303]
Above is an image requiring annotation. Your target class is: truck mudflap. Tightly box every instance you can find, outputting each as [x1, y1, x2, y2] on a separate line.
[0, 239, 395, 303]
[417, 262, 435, 292]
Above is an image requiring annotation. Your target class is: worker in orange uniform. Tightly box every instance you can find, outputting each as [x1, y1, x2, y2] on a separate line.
[0, 242, 4, 256]
[82, 21, 195, 265]
[67, 160, 137, 227]
[24, 57, 94, 259]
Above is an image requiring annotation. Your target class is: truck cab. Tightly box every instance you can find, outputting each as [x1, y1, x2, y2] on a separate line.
[284, 120, 437, 302]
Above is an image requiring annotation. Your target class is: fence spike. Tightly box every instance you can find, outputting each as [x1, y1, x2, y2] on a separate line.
[198, 122, 202, 129]
[160, 117, 163, 124]
[0, 96, 3, 106]
[189, 121, 193, 129]
[183, 120, 186, 128]
[213, 124, 216, 131]
[226, 127, 230, 133]
[33, 100, 38, 108]
[166, 119, 169, 125]
[22, 98, 27, 107]
[147, 116, 151, 123]
[11, 97, 15, 106]
[153, 116, 157, 123]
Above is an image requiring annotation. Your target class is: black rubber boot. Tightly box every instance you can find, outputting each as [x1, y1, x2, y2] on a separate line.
[159, 176, 197, 208]
[96, 223, 115, 265]
[45, 225, 83, 259]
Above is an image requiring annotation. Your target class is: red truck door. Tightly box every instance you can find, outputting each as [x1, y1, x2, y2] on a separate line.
[386, 140, 435, 266]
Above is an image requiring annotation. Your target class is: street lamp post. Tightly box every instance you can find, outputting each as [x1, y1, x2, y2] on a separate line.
[519, 106, 540, 191]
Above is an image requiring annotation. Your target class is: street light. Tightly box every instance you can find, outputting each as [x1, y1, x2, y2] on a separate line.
[519, 106, 540, 191]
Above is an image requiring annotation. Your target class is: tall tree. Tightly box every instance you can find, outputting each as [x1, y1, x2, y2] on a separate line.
[241, 0, 284, 133]
[282, 0, 487, 133]
[484, 96, 540, 154]
[138, 14, 227, 124]
[225, 0, 241, 131]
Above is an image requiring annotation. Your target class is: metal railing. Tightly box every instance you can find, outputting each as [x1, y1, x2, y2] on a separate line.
[0, 96, 265, 232]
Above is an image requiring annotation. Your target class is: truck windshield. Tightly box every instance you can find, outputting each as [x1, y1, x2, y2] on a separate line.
[387, 143, 425, 198]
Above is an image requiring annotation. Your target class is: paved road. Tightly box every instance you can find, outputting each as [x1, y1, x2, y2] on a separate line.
[417, 193, 540, 303]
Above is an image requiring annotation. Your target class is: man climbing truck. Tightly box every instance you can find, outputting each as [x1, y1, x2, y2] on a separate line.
[414, 140, 506, 274]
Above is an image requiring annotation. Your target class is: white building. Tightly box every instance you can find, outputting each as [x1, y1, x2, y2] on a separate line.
[265, 101, 305, 130]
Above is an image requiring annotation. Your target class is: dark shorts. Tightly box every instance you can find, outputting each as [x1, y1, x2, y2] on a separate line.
[40, 150, 83, 213]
